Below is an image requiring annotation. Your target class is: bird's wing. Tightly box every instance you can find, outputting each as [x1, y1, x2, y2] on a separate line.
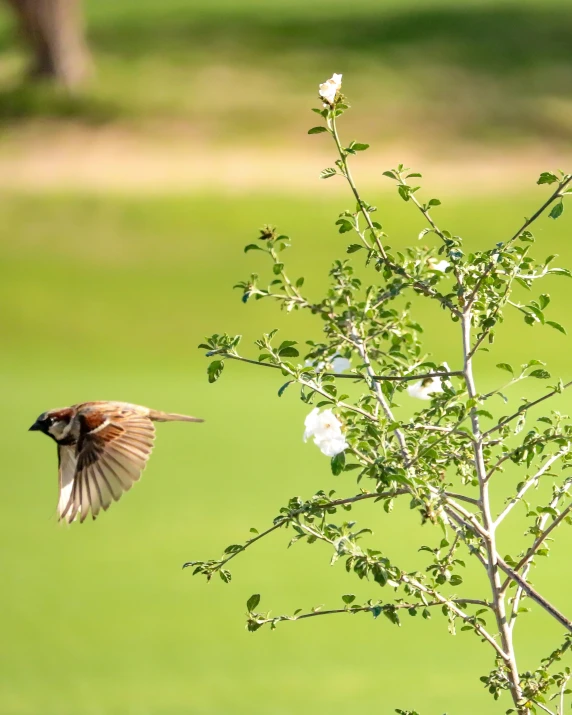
[59, 408, 155, 524]
[57, 444, 78, 518]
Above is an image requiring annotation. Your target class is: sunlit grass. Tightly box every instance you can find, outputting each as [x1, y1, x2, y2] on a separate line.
[1, 190, 572, 714]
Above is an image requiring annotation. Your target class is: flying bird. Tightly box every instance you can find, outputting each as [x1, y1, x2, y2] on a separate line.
[29, 401, 203, 524]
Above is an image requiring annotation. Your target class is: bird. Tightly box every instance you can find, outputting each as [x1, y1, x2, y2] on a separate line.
[29, 401, 203, 524]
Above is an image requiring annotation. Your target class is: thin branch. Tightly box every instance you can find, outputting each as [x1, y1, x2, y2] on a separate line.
[484, 381, 572, 438]
[497, 556, 572, 632]
[494, 449, 570, 527]
[466, 175, 572, 310]
[400, 573, 508, 660]
[184, 489, 409, 574]
[250, 597, 493, 627]
[329, 113, 462, 318]
[446, 491, 481, 507]
[210, 350, 462, 383]
[531, 699, 557, 715]
[514, 500, 572, 575]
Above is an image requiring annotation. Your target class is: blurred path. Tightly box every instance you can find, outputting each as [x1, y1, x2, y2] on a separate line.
[0, 128, 569, 195]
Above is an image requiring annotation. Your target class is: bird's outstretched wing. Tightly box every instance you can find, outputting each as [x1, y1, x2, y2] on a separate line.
[59, 407, 155, 523]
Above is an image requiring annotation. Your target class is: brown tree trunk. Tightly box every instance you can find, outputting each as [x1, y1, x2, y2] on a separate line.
[5, 0, 91, 88]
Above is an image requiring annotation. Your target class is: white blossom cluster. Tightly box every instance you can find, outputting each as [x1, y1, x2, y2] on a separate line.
[304, 408, 347, 457]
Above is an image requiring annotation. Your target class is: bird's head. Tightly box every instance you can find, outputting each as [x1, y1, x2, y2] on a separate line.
[29, 408, 73, 442]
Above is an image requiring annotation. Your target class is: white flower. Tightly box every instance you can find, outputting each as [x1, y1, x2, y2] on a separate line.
[304, 353, 351, 373]
[428, 258, 450, 272]
[304, 407, 348, 457]
[407, 376, 443, 400]
[319, 73, 342, 106]
[331, 355, 351, 372]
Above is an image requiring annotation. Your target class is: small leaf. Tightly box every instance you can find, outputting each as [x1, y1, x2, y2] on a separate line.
[308, 126, 328, 134]
[537, 171, 559, 185]
[244, 244, 262, 253]
[549, 267, 572, 278]
[496, 363, 514, 375]
[335, 218, 354, 234]
[331, 451, 346, 476]
[342, 594, 356, 604]
[347, 244, 363, 253]
[247, 594, 261, 612]
[207, 360, 224, 383]
[320, 167, 337, 179]
[549, 200, 564, 219]
[278, 381, 293, 397]
[529, 369, 551, 379]
[279, 347, 299, 357]
[546, 320, 567, 335]
[352, 143, 369, 151]
[428, 198, 441, 207]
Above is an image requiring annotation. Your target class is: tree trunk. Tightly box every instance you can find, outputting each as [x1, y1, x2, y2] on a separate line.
[5, 0, 91, 88]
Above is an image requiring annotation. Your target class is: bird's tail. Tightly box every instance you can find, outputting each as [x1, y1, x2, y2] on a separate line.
[149, 410, 204, 423]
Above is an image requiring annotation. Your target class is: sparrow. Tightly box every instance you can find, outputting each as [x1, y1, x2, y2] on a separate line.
[29, 401, 203, 524]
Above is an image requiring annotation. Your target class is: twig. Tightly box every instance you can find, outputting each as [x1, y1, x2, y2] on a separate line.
[484, 382, 572, 438]
[494, 449, 570, 527]
[328, 113, 462, 318]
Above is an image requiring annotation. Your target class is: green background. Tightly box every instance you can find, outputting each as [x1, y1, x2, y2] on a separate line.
[1, 1, 572, 714]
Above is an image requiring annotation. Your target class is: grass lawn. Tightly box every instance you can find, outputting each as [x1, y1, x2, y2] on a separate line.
[1, 189, 572, 714]
[1, 0, 572, 147]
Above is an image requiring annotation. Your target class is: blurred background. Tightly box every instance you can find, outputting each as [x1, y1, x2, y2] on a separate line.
[2, 1, 572, 714]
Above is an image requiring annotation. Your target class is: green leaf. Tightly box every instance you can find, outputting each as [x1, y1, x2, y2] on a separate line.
[549, 267, 572, 278]
[546, 320, 567, 335]
[529, 369, 551, 379]
[342, 594, 356, 604]
[320, 167, 337, 179]
[244, 244, 262, 253]
[331, 451, 346, 476]
[351, 142, 370, 151]
[308, 126, 327, 134]
[346, 244, 363, 253]
[537, 171, 559, 185]
[278, 341, 299, 358]
[549, 200, 564, 219]
[496, 363, 514, 375]
[278, 381, 293, 397]
[335, 218, 354, 234]
[279, 347, 299, 357]
[247, 594, 261, 611]
[207, 360, 224, 383]
[428, 198, 441, 207]
[382, 170, 397, 180]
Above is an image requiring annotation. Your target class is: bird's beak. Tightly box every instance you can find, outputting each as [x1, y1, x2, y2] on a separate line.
[28, 421, 41, 431]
